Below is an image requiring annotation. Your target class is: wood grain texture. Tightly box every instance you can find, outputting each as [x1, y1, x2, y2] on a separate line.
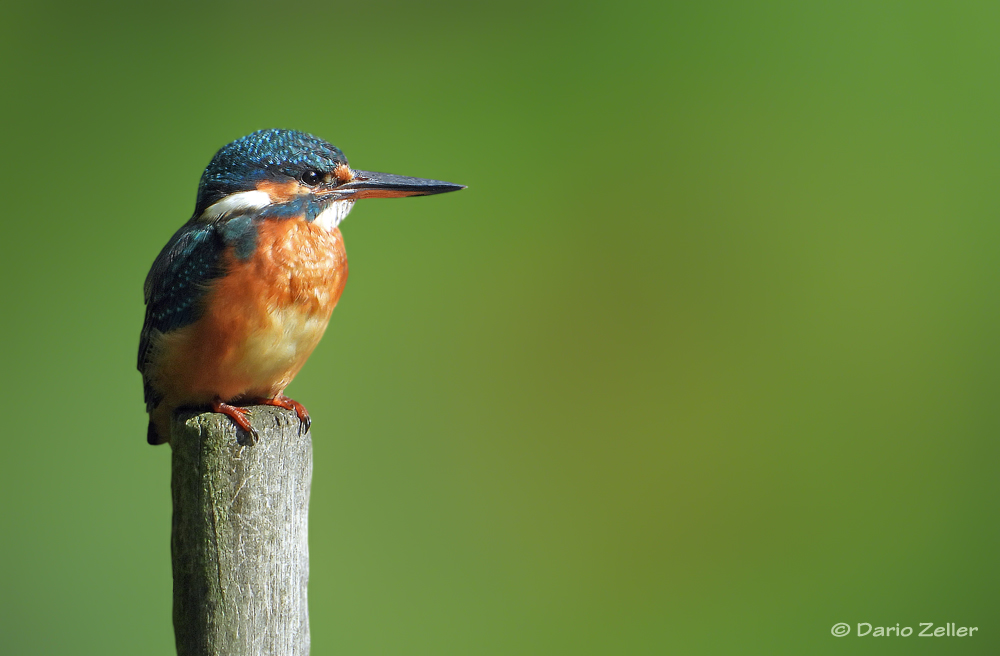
[171, 406, 311, 656]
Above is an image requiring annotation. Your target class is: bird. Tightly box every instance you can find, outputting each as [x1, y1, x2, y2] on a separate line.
[138, 129, 464, 445]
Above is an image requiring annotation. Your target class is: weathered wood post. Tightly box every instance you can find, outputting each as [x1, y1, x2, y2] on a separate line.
[170, 406, 312, 656]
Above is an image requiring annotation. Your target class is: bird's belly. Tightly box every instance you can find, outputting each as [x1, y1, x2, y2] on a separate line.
[234, 304, 330, 393]
[154, 221, 347, 403]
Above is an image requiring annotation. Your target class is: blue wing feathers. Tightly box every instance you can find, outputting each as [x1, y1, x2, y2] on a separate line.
[138, 215, 262, 409]
[138, 222, 224, 406]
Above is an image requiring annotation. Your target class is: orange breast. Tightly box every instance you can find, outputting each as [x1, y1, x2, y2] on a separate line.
[153, 218, 348, 405]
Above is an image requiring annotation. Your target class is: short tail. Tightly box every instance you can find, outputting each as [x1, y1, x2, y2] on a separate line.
[147, 420, 167, 445]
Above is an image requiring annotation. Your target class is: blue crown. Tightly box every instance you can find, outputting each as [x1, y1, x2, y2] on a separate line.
[195, 129, 348, 214]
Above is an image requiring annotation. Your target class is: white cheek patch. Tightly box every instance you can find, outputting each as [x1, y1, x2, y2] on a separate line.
[314, 200, 355, 231]
[199, 190, 272, 222]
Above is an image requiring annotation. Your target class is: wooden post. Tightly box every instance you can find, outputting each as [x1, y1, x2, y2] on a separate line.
[170, 406, 312, 656]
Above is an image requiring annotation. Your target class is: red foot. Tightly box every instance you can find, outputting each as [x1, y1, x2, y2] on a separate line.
[253, 395, 312, 432]
[211, 398, 260, 443]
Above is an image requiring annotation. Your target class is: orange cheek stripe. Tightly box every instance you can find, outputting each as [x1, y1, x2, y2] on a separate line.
[256, 179, 307, 203]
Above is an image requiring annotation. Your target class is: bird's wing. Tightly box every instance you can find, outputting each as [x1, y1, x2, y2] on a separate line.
[137, 222, 224, 409]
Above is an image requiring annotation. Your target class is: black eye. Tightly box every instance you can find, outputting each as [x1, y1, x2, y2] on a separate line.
[300, 170, 322, 186]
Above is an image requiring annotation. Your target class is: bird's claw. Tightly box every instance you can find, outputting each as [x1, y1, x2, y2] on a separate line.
[211, 398, 259, 445]
[253, 395, 311, 434]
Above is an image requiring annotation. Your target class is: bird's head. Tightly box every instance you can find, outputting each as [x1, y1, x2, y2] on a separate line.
[193, 129, 463, 228]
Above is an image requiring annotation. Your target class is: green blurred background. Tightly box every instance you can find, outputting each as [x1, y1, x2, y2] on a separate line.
[2, 1, 998, 653]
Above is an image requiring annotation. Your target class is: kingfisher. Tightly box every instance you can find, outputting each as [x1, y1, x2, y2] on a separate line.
[138, 129, 464, 445]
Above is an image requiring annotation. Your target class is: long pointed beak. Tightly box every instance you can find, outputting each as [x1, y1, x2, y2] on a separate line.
[336, 170, 465, 199]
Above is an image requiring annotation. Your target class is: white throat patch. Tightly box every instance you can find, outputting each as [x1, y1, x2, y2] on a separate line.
[314, 200, 355, 231]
